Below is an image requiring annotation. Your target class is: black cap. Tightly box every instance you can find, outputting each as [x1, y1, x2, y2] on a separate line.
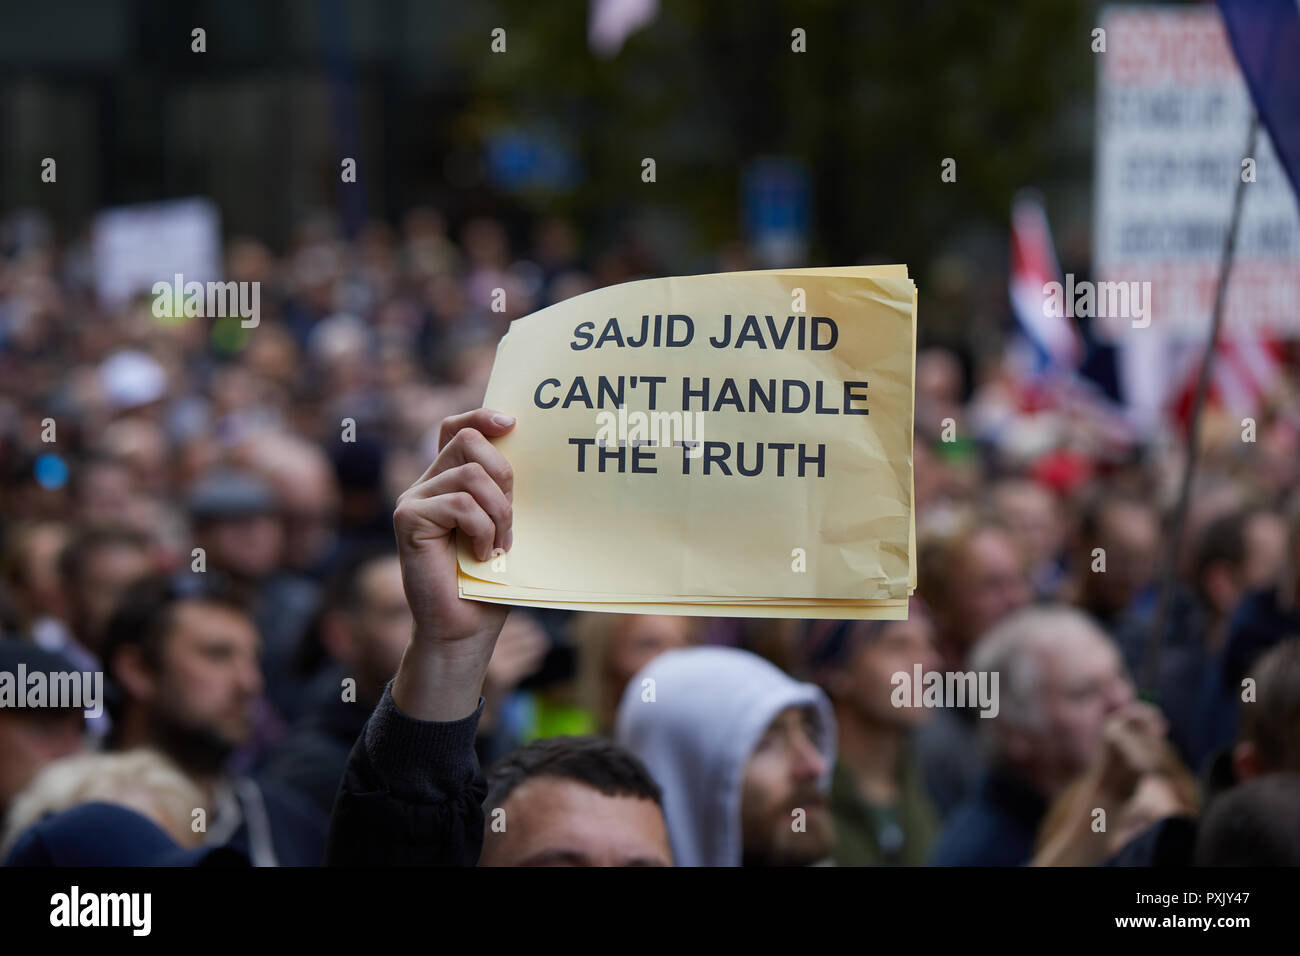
[0, 639, 89, 717]
[0, 639, 79, 676]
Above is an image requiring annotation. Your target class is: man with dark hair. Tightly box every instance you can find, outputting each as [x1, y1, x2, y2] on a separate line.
[1218, 499, 1300, 718]
[1116, 508, 1273, 770]
[102, 574, 327, 865]
[1194, 774, 1300, 867]
[806, 606, 941, 866]
[1208, 637, 1300, 791]
[260, 544, 410, 813]
[327, 409, 676, 867]
[478, 736, 670, 866]
[1182, 503, 1300, 773]
[1072, 491, 1160, 637]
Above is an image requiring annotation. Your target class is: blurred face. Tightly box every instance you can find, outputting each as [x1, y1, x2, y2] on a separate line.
[1026, 627, 1134, 790]
[841, 617, 940, 727]
[76, 542, 152, 648]
[739, 706, 833, 866]
[276, 466, 339, 572]
[1088, 502, 1159, 614]
[0, 711, 85, 812]
[916, 350, 962, 406]
[201, 515, 283, 580]
[151, 602, 263, 753]
[609, 616, 692, 688]
[480, 777, 671, 867]
[351, 556, 412, 693]
[1243, 512, 1286, 590]
[18, 524, 68, 617]
[77, 463, 133, 523]
[949, 529, 1031, 650]
[995, 482, 1063, 570]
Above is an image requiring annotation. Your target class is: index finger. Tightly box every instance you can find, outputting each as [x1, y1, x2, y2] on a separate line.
[439, 408, 516, 452]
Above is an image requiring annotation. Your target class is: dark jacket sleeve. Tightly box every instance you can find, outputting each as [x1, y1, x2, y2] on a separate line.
[325, 683, 486, 866]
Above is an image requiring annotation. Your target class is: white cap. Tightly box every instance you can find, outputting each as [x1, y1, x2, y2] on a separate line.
[99, 349, 167, 411]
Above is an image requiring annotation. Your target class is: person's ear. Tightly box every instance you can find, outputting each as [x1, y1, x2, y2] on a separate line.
[1231, 740, 1260, 783]
[112, 644, 157, 704]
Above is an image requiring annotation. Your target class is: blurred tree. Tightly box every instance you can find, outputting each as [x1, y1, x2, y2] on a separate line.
[446, 0, 1093, 289]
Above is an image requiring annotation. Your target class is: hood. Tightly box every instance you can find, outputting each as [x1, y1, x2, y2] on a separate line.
[614, 646, 836, 867]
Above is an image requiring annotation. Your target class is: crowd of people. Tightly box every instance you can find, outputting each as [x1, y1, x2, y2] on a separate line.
[1, 206, 1298, 866]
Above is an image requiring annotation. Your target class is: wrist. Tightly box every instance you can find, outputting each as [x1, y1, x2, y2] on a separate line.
[393, 632, 498, 722]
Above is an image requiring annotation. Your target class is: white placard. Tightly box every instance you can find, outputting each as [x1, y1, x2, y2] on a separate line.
[91, 198, 223, 308]
[1095, 5, 1300, 342]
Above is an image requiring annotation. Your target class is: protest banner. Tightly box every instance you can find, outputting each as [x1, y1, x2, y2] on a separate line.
[90, 198, 223, 308]
[1095, 5, 1300, 427]
[456, 265, 918, 618]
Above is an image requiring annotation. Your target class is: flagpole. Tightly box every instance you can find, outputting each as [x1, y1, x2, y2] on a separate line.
[1141, 113, 1259, 696]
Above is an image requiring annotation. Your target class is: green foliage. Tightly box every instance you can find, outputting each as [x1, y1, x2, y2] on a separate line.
[450, 0, 1093, 273]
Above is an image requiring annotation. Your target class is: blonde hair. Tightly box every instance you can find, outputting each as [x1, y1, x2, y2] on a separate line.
[2, 749, 204, 856]
[1034, 739, 1202, 856]
[572, 613, 698, 732]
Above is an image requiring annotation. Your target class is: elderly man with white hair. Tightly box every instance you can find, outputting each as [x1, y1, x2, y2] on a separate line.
[929, 605, 1162, 866]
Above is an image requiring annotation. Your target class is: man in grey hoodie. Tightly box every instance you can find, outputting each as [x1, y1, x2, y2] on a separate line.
[616, 646, 838, 867]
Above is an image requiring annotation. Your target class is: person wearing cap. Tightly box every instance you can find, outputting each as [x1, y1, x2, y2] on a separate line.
[187, 466, 321, 724]
[3, 802, 248, 867]
[0, 640, 88, 821]
[804, 606, 942, 866]
[97, 349, 169, 417]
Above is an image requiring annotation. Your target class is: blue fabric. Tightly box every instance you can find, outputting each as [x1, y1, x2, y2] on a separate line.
[4, 802, 247, 867]
[928, 766, 1047, 866]
[1218, 0, 1300, 202]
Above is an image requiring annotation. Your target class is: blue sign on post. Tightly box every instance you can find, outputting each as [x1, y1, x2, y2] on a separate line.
[742, 157, 812, 268]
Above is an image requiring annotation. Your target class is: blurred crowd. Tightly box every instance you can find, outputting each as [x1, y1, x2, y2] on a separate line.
[1, 206, 1298, 867]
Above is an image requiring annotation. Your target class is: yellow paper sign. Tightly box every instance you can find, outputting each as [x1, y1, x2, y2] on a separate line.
[458, 266, 917, 619]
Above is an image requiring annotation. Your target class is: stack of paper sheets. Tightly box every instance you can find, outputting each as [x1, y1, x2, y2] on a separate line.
[457, 265, 917, 619]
